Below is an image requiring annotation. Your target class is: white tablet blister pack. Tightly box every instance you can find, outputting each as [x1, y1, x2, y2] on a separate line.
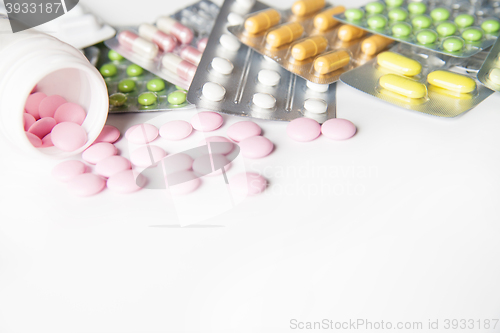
[187, 0, 337, 123]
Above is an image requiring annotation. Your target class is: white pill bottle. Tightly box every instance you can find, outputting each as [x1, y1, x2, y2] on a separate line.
[0, 15, 108, 158]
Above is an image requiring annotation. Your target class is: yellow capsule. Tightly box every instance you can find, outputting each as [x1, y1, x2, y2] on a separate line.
[377, 52, 422, 76]
[361, 35, 393, 55]
[314, 6, 345, 31]
[291, 36, 328, 60]
[266, 22, 304, 48]
[292, 0, 325, 16]
[428, 84, 472, 99]
[338, 24, 367, 41]
[379, 74, 427, 99]
[427, 70, 476, 93]
[313, 50, 351, 75]
[380, 88, 426, 105]
[245, 9, 281, 34]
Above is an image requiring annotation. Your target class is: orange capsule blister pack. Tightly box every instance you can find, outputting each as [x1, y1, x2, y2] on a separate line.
[227, 0, 395, 84]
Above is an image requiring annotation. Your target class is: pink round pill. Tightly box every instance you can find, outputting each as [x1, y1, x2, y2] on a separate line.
[28, 117, 56, 139]
[192, 153, 231, 177]
[54, 102, 87, 125]
[82, 142, 118, 164]
[239, 136, 274, 159]
[199, 136, 234, 155]
[125, 123, 159, 144]
[227, 121, 262, 142]
[52, 160, 87, 182]
[159, 120, 193, 140]
[166, 171, 201, 195]
[68, 173, 106, 197]
[41, 133, 54, 147]
[23, 113, 36, 131]
[25, 92, 47, 119]
[107, 170, 146, 193]
[95, 125, 121, 143]
[321, 118, 357, 140]
[191, 111, 224, 132]
[130, 145, 167, 167]
[230, 172, 267, 196]
[26, 132, 42, 147]
[161, 153, 194, 174]
[286, 117, 321, 142]
[51, 122, 88, 152]
[96, 156, 132, 178]
[39, 95, 67, 118]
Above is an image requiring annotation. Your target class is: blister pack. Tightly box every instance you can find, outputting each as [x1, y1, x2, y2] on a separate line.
[477, 36, 500, 91]
[340, 43, 493, 117]
[227, 0, 395, 84]
[105, 0, 219, 90]
[334, 0, 500, 58]
[187, 0, 337, 122]
[84, 43, 193, 113]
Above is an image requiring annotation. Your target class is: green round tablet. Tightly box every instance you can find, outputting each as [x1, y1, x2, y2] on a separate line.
[108, 50, 124, 61]
[455, 14, 475, 28]
[412, 15, 432, 29]
[109, 93, 127, 106]
[430, 8, 450, 22]
[100, 64, 117, 77]
[138, 92, 157, 106]
[175, 85, 187, 91]
[388, 8, 408, 21]
[436, 22, 457, 37]
[147, 78, 166, 92]
[392, 22, 412, 37]
[368, 15, 388, 29]
[408, 2, 427, 15]
[345, 8, 364, 21]
[442, 37, 464, 52]
[462, 28, 483, 42]
[365, 2, 385, 14]
[481, 19, 500, 33]
[118, 79, 136, 93]
[417, 30, 437, 44]
[385, 0, 403, 7]
[167, 90, 187, 105]
[126, 64, 144, 77]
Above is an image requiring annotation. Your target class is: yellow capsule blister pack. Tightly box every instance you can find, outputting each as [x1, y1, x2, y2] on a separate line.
[340, 43, 493, 117]
[227, 0, 395, 84]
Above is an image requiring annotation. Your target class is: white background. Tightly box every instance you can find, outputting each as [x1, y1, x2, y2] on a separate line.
[2, 0, 500, 332]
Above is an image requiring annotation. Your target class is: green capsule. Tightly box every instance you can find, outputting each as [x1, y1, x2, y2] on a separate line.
[345, 8, 364, 21]
[454, 14, 475, 28]
[481, 19, 500, 34]
[430, 8, 450, 22]
[408, 2, 426, 15]
[126, 64, 144, 77]
[167, 90, 187, 105]
[436, 22, 457, 37]
[412, 15, 432, 29]
[442, 37, 464, 52]
[462, 28, 483, 42]
[388, 8, 408, 21]
[138, 92, 157, 106]
[118, 79, 136, 93]
[108, 50, 124, 61]
[392, 22, 412, 37]
[385, 0, 403, 7]
[417, 30, 437, 44]
[109, 93, 127, 106]
[365, 2, 385, 14]
[147, 78, 166, 92]
[100, 64, 117, 77]
[367, 15, 388, 29]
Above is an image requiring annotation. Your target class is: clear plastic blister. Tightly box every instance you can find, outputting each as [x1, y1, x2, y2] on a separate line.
[105, 0, 219, 90]
[187, 0, 337, 122]
[227, 0, 395, 84]
[477, 36, 500, 91]
[334, 0, 500, 58]
[340, 43, 493, 117]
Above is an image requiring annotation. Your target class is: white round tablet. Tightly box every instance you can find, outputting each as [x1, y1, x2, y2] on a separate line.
[202, 82, 226, 101]
[252, 93, 276, 109]
[220, 34, 241, 52]
[306, 81, 329, 93]
[258, 69, 281, 86]
[304, 98, 328, 114]
[227, 12, 244, 26]
[211, 57, 234, 75]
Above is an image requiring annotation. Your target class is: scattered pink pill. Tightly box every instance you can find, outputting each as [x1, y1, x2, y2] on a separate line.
[27, 117, 56, 139]
[96, 156, 132, 178]
[230, 172, 267, 196]
[227, 121, 262, 142]
[239, 136, 274, 159]
[82, 142, 118, 164]
[107, 170, 146, 193]
[95, 125, 121, 143]
[125, 123, 159, 144]
[41, 133, 54, 147]
[54, 102, 87, 125]
[159, 120, 193, 141]
[68, 173, 106, 197]
[130, 145, 167, 167]
[191, 111, 223, 132]
[166, 170, 201, 195]
[39, 95, 67, 118]
[26, 132, 42, 147]
[192, 153, 231, 177]
[25, 92, 47, 119]
[161, 153, 194, 174]
[321, 118, 357, 140]
[286, 117, 321, 142]
[199, 136, 234, 155]
[52, 160, 87, 182]
[51, 122, 88, 152]
[23, 113, 36, 131]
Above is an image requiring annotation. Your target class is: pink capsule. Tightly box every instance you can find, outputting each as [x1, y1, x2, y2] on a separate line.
[118, 30, 159, 60]
[197, 37, 209, 52]
[162, 53, 197, 82]
[138, 23, 178, 52]
[179, 45, 202, 65]
[156, 17, 194, 45]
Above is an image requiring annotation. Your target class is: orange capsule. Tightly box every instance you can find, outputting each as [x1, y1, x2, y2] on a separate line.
[291, 36, 328, 60]
[245, 9, 281, 34]
[338, 24, 367, 41]
[292, 0, 325, 16]
[314, 6, 346, 31]
[314, 50, 351, 75]
[266, 22, 304, 48]
[361, 35, 394, 55]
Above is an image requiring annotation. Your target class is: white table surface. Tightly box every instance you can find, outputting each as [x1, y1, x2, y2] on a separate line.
[2, 0, 500, 332]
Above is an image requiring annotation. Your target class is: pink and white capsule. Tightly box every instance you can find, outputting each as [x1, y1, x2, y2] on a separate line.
[197, 37, 209, 52]
[118, 30, 159, 60]
[162, 53, 197, 82]
[179, 45, 202, 65]
[138, 23, 178, 52]
[156, 17, 194, 45]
